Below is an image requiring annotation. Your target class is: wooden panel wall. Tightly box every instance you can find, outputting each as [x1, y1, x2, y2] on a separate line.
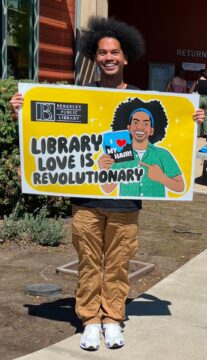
[39, 0, 75, 83]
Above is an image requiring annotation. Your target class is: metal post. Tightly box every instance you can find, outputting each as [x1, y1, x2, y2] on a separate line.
[74, 0, 81, 84]
[33, 0, 39, 81]
[28, 0, 33, 79]
[1, 0, 8, 79]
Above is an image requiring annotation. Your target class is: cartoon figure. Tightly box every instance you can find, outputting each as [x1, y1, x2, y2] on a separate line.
[99, 98, 185, 198]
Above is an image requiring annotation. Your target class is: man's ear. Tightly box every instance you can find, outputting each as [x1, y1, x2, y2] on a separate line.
[124, 57, 128, 66]
[127, 124, 130, 130]
[150, 128, 154, 136]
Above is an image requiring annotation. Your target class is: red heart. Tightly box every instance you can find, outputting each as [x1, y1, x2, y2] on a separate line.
[117, 139, 126, 147]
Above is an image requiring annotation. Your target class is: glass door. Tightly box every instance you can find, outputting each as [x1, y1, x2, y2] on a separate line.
[149, 62, 175, 92]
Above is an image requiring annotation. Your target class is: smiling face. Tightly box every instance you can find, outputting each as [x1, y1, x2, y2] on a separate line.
[95, 37, 128, 77]
[127, 111, 154, 148]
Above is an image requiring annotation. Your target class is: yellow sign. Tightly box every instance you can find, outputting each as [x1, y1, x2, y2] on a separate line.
[18, 83, 199, 201]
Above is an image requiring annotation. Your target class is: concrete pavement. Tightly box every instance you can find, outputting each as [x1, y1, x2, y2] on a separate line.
[15, 249, 207, 360]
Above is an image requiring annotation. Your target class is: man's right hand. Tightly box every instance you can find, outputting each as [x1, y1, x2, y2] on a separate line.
[10, 92, 24, 117]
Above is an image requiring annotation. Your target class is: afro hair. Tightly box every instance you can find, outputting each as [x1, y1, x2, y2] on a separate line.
[80, 16, 145, 63]
[111, 98, 168, 144]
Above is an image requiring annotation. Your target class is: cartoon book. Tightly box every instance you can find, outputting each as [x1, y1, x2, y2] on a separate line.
[103, 130, 134, 163]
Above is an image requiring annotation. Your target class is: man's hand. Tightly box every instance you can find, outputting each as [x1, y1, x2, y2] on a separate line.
[98, 154, 115, 170]
[193, 109, 205, 124]
[10, 92, 24, 118]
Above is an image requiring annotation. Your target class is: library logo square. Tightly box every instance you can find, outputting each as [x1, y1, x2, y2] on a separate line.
[31, 102, 55, 122]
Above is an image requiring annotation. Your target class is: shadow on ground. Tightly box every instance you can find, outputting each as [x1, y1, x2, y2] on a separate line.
[126, 293, 171, 318]
[24, 297, 83, 333]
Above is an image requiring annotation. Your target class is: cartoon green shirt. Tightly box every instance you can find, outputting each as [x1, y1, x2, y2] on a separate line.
[111, 143, 182, 198]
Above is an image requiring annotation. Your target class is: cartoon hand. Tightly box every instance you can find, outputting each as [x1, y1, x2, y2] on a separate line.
[139, 162, 164, 182]
[98, 154, 115, 170]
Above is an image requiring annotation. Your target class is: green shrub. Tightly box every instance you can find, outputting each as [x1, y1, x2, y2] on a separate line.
[0, 77, 71, 218]
[25, 208, 65, 246]
[0, 77, 21, 215]
[0, 206, 65, 246]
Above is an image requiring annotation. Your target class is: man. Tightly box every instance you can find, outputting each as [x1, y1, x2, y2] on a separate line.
[99, 98, 185, 198]
[69, 17, 144, 350]
[10, 16, 204, 351]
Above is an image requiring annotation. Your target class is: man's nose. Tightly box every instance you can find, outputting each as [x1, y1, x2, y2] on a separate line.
[105, 52, 113, 60]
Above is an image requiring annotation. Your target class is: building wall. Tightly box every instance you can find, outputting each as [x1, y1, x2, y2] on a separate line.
[38, 0, 108, 84]
[108, 0, 207, 90]
[75, 0, 108, 84]
[39, 0, 75, 83]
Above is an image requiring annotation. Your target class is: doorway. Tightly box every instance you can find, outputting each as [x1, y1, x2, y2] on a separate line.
[149, 63, 175, 92]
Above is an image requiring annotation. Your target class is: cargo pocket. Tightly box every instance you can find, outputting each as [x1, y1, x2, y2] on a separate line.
[72, 217, 84, 258]
[123, 222, 139, 260]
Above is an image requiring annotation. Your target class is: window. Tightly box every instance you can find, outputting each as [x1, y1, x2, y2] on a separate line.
[1, 0, 39, 79]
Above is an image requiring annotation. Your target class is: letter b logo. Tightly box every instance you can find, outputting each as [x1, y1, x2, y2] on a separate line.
[32, 102, 55, 121]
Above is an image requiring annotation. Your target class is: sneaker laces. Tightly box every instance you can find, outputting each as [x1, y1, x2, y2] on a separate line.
[104, 323, 122, 336]
[84, 324, 101, 338]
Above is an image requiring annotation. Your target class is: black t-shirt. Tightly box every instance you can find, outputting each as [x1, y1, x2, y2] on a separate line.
[71, 82, 142, 211]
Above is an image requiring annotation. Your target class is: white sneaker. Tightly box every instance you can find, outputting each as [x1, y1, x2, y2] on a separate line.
[103, 323, 124, 348]
[80, 323, 101, 350]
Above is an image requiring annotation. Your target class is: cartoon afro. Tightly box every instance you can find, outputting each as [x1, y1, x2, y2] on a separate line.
[80, 16, 145, 63]
[111, 98, 168, 144]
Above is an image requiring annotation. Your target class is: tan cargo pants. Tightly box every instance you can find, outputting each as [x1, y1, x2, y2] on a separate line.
[72, 205, 139, 325]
